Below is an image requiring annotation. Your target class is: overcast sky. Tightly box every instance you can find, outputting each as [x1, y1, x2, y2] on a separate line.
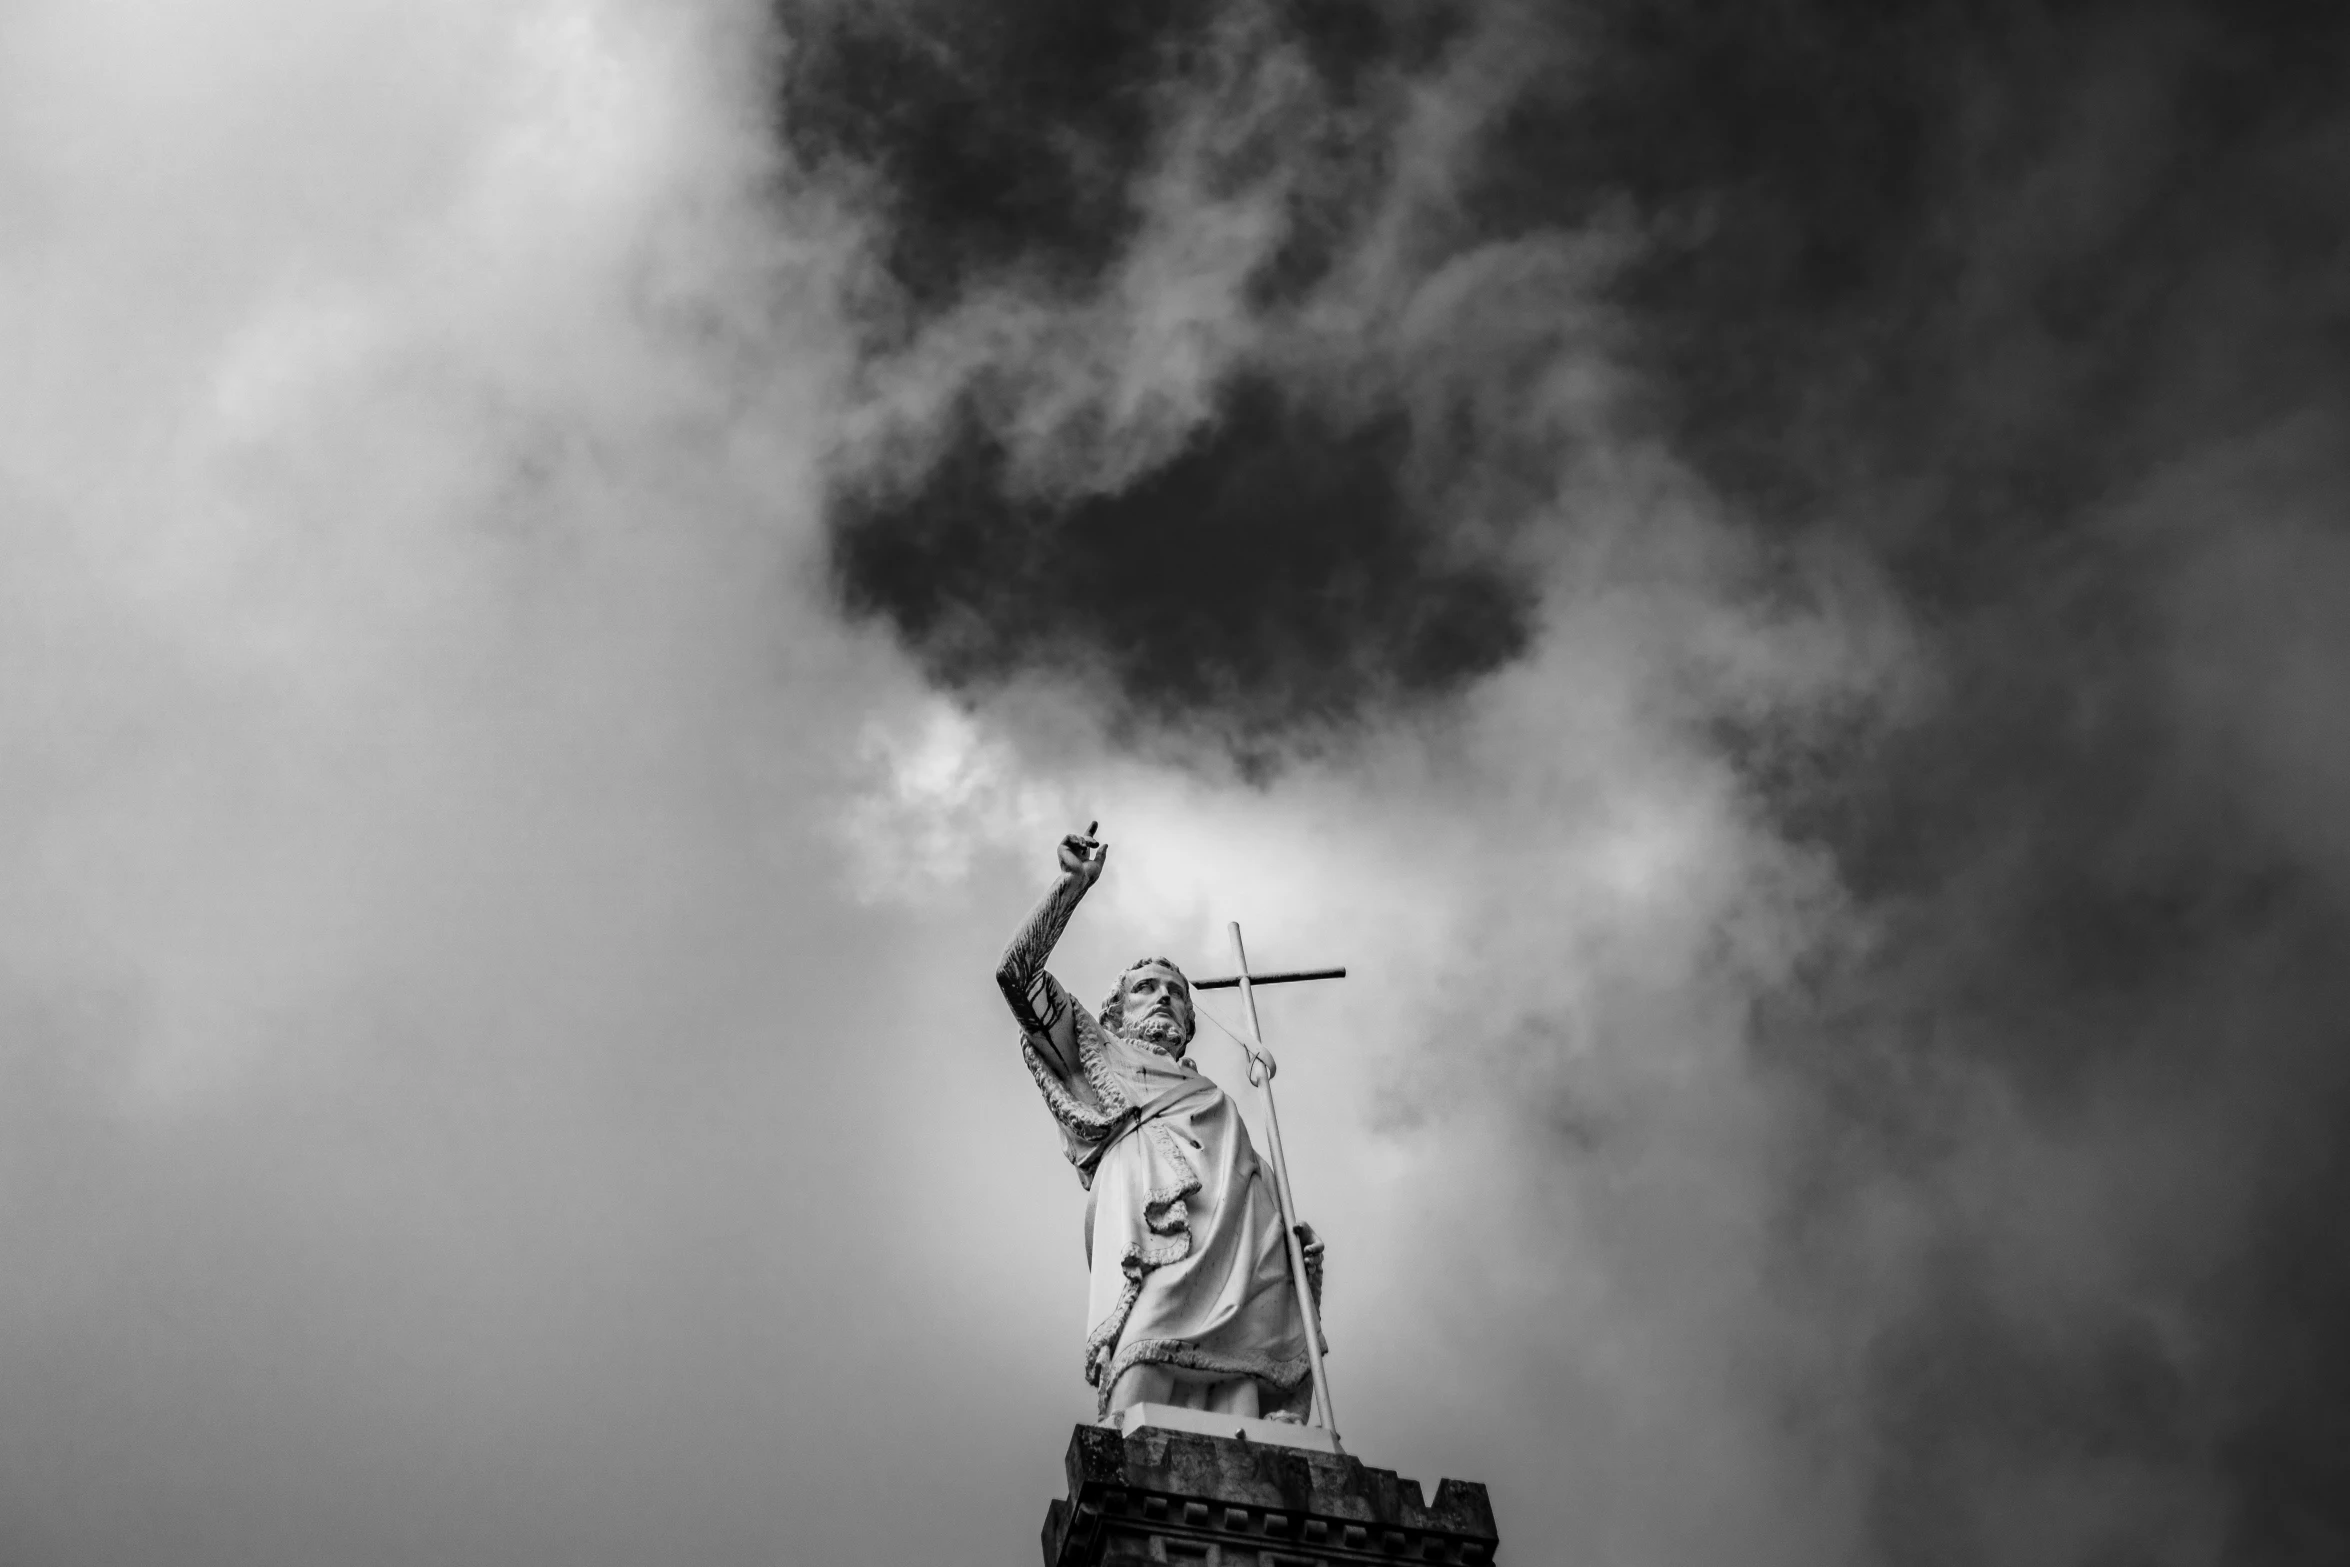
[3, 2, 2347, 1564]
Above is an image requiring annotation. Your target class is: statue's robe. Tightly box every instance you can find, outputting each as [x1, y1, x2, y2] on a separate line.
[1015, 971, 1311, 1417]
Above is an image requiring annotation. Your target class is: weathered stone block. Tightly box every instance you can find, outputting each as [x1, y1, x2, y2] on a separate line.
[1042, 1424, 1500, 1567]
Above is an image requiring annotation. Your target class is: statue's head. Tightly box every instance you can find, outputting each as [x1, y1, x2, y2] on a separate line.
[1098, 958, 1194, 1055]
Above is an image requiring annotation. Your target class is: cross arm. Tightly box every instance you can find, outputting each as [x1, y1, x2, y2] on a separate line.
[1188, 966, 1346, 991]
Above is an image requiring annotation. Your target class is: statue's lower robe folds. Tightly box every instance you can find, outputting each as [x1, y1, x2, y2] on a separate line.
[998, 831, 1314, 1419]
[1028, 991, 1309, 1414]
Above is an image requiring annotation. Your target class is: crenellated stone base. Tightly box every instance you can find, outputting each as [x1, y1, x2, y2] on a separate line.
[1042, 1421, 1500, 1566]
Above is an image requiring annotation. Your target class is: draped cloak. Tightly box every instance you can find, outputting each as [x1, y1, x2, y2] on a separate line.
[1018, 974, 1312, 1417]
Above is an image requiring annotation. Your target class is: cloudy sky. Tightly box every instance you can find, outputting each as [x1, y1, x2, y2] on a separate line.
[3, 1, 2346, 1563]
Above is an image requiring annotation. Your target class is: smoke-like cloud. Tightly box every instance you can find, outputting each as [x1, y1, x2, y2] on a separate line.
[8, 1, 2345, 1563]
[803, 1, 2350, 1563]
[0, 4, 982, 1563]
[787, 0, 1589, 750]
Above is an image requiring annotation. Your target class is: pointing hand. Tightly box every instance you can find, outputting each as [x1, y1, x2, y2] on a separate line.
[1058, 822, 1107, 886]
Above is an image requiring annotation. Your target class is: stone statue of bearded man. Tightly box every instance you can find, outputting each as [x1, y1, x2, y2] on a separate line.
[997, 827, 1323, 1421]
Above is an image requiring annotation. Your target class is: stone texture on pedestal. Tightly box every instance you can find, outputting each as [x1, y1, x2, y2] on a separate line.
[1042, 1423, 1500, 1566]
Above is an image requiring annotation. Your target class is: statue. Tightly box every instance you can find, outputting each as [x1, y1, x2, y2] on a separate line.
[997, 826, 1326, 1422]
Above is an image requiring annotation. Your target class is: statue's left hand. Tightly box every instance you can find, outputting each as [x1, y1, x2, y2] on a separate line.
[1295, 1223, 1325, 1303]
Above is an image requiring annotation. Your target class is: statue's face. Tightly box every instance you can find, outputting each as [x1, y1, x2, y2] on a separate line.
[1120, 963, 1193, 1054]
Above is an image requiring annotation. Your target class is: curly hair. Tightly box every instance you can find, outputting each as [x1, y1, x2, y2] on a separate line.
[1097, 956, 1195, 1047]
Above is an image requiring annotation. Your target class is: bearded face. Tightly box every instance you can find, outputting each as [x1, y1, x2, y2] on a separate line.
[1129, 1012, 1187, 1050]
[1116, 962, 1193, 1055]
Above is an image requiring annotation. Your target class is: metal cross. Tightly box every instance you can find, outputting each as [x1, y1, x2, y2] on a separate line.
[1190, 923, 1346, 1442]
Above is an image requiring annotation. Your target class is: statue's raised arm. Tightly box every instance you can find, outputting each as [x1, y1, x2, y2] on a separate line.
[995, 824, 1106, 1082]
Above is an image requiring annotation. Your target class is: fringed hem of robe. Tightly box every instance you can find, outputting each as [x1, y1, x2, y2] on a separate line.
[1021, 1024, 1129, 1190]
[1092, 1339, 1314, 1420]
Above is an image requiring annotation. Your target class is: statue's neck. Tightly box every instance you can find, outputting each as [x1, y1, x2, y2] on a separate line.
[1119, 1029, 1188, 1061]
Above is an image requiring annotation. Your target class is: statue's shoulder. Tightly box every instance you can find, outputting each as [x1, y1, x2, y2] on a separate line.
[1068, 995, 1112, 1045]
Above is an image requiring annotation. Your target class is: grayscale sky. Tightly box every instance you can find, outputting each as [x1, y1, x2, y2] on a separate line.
[3, 3, 2346, 1565]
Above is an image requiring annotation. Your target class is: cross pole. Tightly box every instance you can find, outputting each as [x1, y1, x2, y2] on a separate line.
[1188, 923, 1345, 1442]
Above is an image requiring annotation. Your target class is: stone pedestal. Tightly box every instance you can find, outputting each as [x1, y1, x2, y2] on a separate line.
[1041, 1422, 1500, 1566]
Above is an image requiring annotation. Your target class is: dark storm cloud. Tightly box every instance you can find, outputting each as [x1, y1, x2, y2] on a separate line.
[778, 0, 1211, 309]
[828, 374, 1532, 739]
[1578, 5, 2350, 1560]
[782, 0, 1526, 740]
[777, 0, 1465, 311]
[790, 0, 2350, 1561]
